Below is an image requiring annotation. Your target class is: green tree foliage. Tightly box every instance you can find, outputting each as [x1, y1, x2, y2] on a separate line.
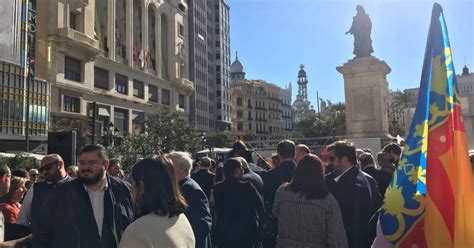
[205, 131, 236, 148]
[293, 101, 346, 138]
[391, 90, 410, 110]
[0, 155, 38, 172]
[107, 107, 202, 170]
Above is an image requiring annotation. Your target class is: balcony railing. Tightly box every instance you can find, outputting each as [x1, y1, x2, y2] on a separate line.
[57, 27, 101, 58]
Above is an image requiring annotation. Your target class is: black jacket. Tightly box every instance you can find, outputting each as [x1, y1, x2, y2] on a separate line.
[261, 160, 296, 212]
[192, 169, 216, 199]
[212, 178, 264, 248]
[32, 175, 134, 248]
[326, 166, 381, 248]
[179, 177, 212, 248]
[242, 168, 264, 194]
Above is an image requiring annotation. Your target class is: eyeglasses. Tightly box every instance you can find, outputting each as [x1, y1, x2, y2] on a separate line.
[39, 161, 58, 173]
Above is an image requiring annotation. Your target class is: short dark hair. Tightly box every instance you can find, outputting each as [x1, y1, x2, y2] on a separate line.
[359, 153, 375, 167]
[383, 143, 402, 156]
[288, 154, 328, 200]
[0, 163, 10, 177]
[200, 157, 212, 168]
[79, 144, 109, 161]
[327, 140, 357, 165]
[131, 156, 187, 218]
[109, 159, 120, 168]
[12, 169, 28, 179]
[223, 158, 242, 179]
[277, 140, 296, 159]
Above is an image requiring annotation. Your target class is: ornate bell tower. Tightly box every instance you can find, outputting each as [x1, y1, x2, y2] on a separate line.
[297, 64, 308, 101]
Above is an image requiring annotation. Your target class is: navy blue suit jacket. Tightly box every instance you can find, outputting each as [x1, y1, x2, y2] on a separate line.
[180, 177, 212, 248]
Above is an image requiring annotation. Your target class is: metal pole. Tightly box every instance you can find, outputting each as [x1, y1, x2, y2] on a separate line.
[25, 76, 30, 152]
[317, 91, 321, 119]
[92, 102, 97, 144]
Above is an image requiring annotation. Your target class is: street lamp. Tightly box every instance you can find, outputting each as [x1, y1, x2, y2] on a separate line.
[103, 122, 119, 147]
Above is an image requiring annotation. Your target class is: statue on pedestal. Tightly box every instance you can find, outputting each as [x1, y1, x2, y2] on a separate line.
[345, 5, 374, 58]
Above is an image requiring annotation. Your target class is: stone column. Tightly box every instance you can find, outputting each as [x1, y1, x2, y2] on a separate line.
[156, 13, 163, 78]
[108, 0, 115, 60]
[141, 2, 148, 72]
[108, 70, 115, 91]
[336, 56, 391, 139]
[126, 0, 133, 67]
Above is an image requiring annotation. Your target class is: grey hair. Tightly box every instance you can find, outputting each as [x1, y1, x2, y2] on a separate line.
[166, 151, 194, 176]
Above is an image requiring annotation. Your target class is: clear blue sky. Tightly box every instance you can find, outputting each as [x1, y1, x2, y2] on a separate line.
[227, 0, 474, 105]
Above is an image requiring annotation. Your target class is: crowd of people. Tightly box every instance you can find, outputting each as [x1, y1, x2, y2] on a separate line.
[0, 139, 472, 248]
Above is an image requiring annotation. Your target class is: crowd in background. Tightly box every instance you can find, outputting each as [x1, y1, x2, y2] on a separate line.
[0, 139, 472, 248]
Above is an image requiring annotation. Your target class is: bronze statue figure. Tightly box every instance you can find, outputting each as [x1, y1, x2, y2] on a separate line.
[346, 5, 374, 58]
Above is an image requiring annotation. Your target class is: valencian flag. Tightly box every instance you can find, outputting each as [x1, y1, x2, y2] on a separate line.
[379, 3, 474, 248]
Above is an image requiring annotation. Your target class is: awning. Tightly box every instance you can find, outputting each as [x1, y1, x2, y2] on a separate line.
[196, 148, 232, 154]
[99, 107, 110, 116]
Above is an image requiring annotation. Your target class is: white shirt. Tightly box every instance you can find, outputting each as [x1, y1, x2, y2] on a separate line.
[84, 179, 108, 237]
[334, 167, 353, 182]
[17, 175, 70, 226]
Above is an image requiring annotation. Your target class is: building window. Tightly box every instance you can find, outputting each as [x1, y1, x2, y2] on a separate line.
[237, 111, 242, 118]
[133, 79, 144, 98]
[94, 67, 108, 89]
[237, 122, 243, 131]
[237, 98, 242, 106]
[148, 85, 158, 102]
[179, 94, 185, 109]
[178, 23, 185, 37]
[248, 123, 252, 130]
[64, 56, 82, 82]
[63, 96, 80, 113]
[132, 111, 145, 134]
[162, 88, 170, 105]
[115, 74, 128, 95]
[70, 12, 77, 30]
[114, 108, 129, 136]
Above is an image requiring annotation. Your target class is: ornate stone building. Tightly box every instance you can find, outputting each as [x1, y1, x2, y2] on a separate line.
[230, 55, 291, 140]
[292, 65, 316, 122]
[35, 0, 193, 137]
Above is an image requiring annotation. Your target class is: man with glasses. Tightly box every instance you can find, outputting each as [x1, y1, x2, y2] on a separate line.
[28, 169, 39, 184]
[32, 144, 133, 248]
[17, 154, 72, 227]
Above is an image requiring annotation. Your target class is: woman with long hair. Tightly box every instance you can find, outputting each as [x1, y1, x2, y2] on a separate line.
[119, 156, 195, 248]
[273, 154, 348, 248]
[0, 176, 27, 224]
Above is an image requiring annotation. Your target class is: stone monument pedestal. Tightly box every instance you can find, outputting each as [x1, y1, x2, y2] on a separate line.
[337, 56, 391, 139]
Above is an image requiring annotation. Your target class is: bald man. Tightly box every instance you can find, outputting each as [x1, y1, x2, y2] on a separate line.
[17, 154, 72, 227]
[295, 144, 310, 163]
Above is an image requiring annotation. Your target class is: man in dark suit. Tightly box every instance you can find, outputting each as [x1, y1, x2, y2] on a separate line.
[192, 157, 215, 199]
[262, 140, 297, 212]
[213, 158, 264, 248]
[166, 151, 212, 248]
[33, 144, 134, 248]
[235, 157, 263, 194]
[326, 141, 382, 248]
[261, 140, 297, 248]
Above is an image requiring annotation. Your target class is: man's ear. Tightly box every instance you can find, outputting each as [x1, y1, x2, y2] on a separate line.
[103, 160, 110, 171]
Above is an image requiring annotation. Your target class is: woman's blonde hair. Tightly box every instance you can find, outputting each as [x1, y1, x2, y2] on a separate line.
[0, 176, 27, 204]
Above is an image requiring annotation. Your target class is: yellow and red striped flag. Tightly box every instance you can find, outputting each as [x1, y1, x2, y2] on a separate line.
[378, 3, 474, 247]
